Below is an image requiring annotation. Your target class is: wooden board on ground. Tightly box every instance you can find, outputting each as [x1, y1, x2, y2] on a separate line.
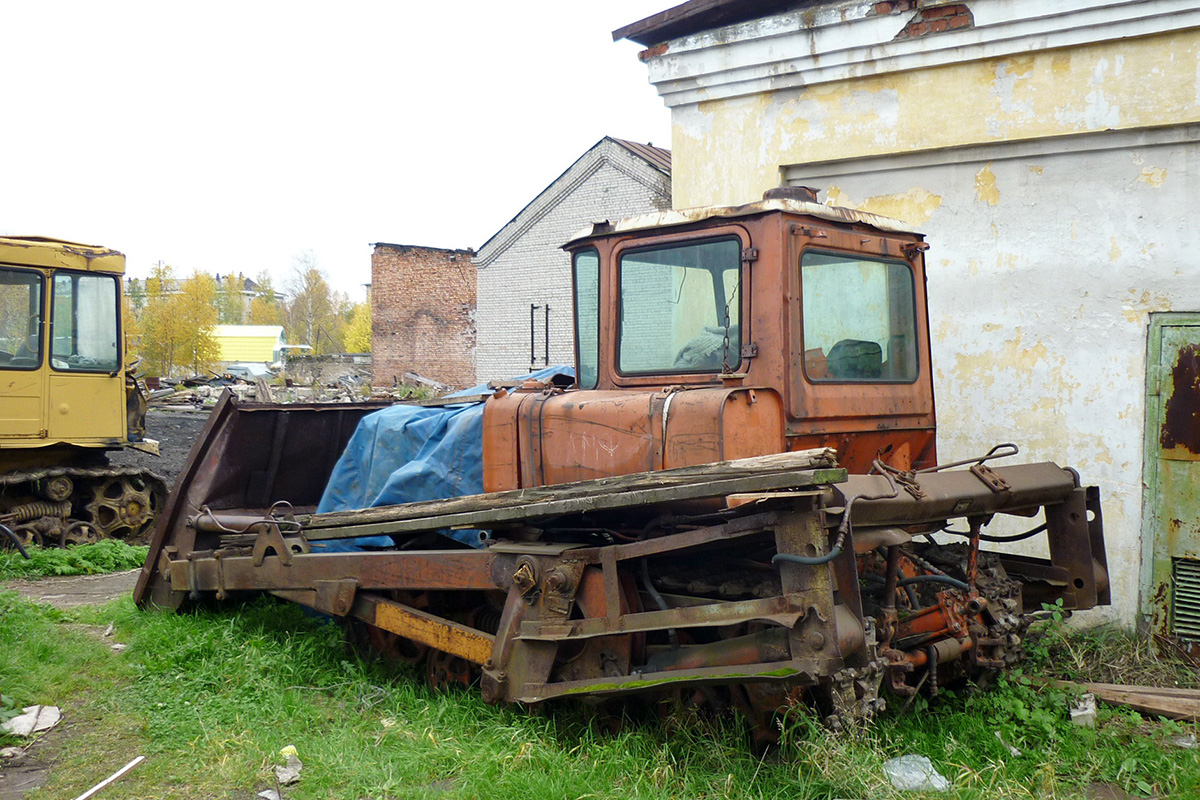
[1046, 679, 1200, 721]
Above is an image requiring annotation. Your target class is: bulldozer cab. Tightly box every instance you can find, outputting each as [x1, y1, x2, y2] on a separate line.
[564, 191, 937, 473]
[0, 237, 128, 452]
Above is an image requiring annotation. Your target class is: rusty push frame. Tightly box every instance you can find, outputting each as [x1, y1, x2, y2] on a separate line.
[135, 394, 1107, 730]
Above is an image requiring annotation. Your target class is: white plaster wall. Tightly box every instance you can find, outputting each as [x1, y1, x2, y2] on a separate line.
[474, 145, 671, 383]
[786, 127, 1200, 624]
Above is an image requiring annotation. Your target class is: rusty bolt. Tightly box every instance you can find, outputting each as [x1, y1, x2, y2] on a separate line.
[544, 567, 575, 595]
[512, 561, 537, 595]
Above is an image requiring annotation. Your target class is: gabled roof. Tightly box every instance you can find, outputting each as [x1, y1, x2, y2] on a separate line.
[475, 136, 671, 266]
[610, 138, 671, 174]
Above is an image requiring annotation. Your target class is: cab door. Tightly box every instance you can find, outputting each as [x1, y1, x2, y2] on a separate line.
[0, 267, 47, 441]
[46, 271, 125, 444]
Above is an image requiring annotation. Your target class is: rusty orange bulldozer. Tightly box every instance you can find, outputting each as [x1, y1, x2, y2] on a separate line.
[135, 187, 1108, 732]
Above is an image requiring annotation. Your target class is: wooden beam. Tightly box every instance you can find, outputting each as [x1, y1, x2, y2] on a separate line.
[294, 449, 840, 540]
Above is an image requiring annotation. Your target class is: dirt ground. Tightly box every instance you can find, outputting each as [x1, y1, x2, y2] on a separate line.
[1, 570, 140, 610]
[108, 407, 212, 489]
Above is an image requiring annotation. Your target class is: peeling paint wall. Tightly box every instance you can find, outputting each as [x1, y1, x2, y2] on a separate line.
[794, 132, 1200, 625]
[636, 0, 1200, 624]
[670, 31, 1200, 208]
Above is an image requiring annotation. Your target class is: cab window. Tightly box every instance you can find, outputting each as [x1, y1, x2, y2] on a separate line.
[618, 237, 741, 375]
[0, 267, 43, 370]
[51, 272, 120, 372]
[573, 249, 600, 389]
[801, 252, 918, 383]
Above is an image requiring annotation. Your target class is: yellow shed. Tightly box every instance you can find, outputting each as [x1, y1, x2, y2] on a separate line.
[214, 325, 285, 364]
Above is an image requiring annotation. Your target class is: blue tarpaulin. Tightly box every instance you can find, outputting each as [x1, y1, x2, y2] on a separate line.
[313, 366, 574, 551]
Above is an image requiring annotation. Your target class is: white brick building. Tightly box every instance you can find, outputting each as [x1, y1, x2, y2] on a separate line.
[474, 137, 671, 384]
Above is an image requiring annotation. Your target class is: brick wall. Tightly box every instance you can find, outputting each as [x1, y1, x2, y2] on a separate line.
[874, 2, 974, 37]
[474, 139, 671, 384]
[371, 243, 476, 389]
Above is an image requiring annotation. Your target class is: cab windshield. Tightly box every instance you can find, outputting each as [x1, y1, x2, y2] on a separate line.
[801, 252, 918, 382]
[618, 238, 741, 375]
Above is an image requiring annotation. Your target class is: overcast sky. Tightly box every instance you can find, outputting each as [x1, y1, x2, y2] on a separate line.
[1, 1, 673, 301]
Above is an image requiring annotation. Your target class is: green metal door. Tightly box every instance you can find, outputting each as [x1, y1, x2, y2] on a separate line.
[1143, 315, 1200, 640]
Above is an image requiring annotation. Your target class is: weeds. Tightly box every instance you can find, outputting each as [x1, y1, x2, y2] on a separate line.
[1026, 610, 1200, 689]
[0, 540, 149, 580]
[1, 591, 1198, 799]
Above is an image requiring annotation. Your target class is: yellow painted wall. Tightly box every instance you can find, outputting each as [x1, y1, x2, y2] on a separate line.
[671, 31, 1200, 210]
[217, 335, 278, 363]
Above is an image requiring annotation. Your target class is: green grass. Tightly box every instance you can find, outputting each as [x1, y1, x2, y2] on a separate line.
[1, 591, 1197, 799]
[0, 540, 149, 580]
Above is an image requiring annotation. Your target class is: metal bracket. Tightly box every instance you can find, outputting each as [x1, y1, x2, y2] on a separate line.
[214, 549, 227, 601]
[313, 579, 359, 616]
[741, 247, 759, 264]
[741, 342, 759, 358]
[969, 463, 1011, 493]
[251, 522, 310, 566]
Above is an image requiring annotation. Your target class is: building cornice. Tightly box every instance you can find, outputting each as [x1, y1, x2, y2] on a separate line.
[643, 0, 1200, 108]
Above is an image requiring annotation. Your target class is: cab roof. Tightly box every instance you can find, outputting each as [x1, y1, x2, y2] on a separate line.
[0, 236, 126, 274]
[565, 197, 923, 249]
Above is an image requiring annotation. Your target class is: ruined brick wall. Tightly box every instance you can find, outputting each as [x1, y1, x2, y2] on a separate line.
[371, 243, 475, 389]
[474, 140, 671, 384]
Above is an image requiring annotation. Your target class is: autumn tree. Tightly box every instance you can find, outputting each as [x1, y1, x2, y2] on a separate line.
[217, 273, 247, 324]
[127, 277, 145, 314]
[139, 263, 178, 375]
[344, 300, 371, 353]
[176, 272, 222, 374]
[248, 270, 283, 326]
[138, 265, 221, 376]
[284, 252, 345, 354]
[121, 291, 142, 362]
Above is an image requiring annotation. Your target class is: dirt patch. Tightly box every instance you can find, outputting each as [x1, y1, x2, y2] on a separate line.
[0, 741, 52, 800]
[2, 570, 139, 609]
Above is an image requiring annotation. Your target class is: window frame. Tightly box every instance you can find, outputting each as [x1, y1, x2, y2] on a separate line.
[0, 265, 46, 372]
[48, 269, 123, 375]
[798, 248, 920, 386]
[571, 247, 601, 390]
[614, 234, 744, 379]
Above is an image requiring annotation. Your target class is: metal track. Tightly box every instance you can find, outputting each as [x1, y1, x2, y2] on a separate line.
[0, 464, 168, 488]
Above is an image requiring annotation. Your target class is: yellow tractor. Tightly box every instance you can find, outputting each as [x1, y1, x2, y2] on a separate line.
[0, 236, 166, 549]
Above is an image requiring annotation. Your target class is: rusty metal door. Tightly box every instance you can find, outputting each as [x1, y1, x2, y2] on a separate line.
[1143, 316, 1200, 639]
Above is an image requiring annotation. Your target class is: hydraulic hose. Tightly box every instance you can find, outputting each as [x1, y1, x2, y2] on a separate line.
[897, 574, 970, 592]
[858, 572, 971, 594]
[772, 463, 900, 567]
[941, 522, 1048, 544]
[772, 547, 844, 566]
[0, 523, 30, 559]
